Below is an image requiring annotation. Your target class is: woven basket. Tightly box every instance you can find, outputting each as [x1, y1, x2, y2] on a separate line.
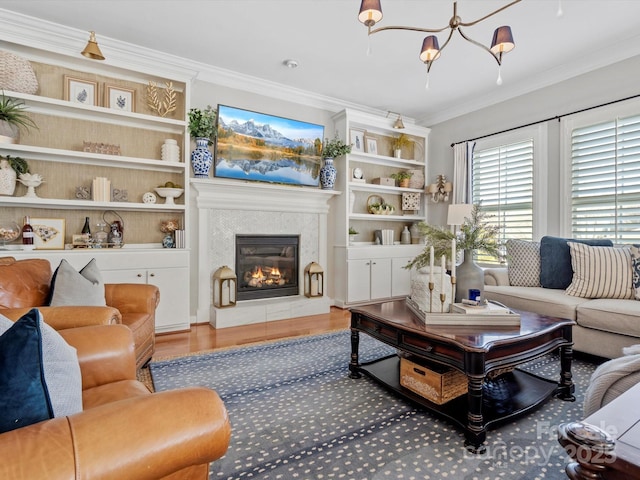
[0, 51, 38, 94]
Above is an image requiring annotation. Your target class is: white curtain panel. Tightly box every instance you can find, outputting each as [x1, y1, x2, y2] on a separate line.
[452, 141, 474, 204]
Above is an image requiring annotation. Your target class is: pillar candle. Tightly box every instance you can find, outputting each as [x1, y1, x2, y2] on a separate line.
[429, 246, 434, 283]
[451, 239, 456, 277]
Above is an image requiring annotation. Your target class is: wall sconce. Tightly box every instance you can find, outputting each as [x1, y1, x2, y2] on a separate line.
[386, 111, 405, 129]
[304, 262, 324, 298]
[427, 174, 452, 203]
[212, 265, 237, 308]
[81, 31, 105, 61]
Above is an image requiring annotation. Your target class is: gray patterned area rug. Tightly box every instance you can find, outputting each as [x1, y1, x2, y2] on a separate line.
[149, 330, 598, 480]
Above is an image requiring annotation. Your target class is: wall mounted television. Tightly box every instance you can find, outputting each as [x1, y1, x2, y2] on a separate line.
[214, 104, 325, 187]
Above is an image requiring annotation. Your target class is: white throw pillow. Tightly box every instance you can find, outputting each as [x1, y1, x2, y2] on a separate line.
[566, 242, 634, 299]
[506, 239, 541, 287]
[49, 258, 106, 306]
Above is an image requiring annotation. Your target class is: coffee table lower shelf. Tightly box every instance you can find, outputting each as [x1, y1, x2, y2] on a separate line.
[358, 355, 559, 431]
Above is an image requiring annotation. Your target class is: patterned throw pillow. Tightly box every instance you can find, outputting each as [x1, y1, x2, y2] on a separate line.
[506, 239, 541, 287]
[631, 245, 640, 300]
[566, 242, 634, 299]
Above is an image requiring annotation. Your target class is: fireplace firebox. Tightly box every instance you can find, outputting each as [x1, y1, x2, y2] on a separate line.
[235, 235, 299, 301]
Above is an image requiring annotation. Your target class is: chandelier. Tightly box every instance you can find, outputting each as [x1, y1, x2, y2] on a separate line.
[358, 0, 521, 87]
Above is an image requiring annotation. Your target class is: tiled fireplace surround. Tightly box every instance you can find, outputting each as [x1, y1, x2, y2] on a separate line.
[192, 179, 337, 328]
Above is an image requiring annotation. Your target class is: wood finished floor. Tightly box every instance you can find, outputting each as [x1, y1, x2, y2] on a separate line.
[152, 306, 351, 359]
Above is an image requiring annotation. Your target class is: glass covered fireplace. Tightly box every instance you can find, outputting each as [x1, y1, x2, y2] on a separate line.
[235, 235, 299, 301]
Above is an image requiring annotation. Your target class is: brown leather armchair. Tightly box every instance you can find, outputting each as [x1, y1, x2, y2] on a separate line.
[0, 256, 159, 369]
[0, 323, 231, 479]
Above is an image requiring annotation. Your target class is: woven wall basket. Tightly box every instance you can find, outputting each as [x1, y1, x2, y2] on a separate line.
[0, 51, 38, 95]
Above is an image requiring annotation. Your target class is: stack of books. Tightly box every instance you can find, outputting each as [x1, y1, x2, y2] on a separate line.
[174, 229, 185, 249]
[91, 177, 111, 202]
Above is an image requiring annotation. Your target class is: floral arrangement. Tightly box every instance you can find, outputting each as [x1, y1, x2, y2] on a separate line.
[406, 203, 502, 269]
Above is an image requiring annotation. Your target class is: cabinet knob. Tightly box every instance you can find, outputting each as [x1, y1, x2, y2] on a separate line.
[137, 273, 143, 278]
[149, 273, 155, 277]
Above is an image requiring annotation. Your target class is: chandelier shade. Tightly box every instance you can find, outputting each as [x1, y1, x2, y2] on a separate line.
[358, 0, 383, 27]
[419, 36, 441, 63]
[490, 26, 515, 56]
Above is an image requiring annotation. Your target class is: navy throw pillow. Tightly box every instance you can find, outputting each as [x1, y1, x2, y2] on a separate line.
[539, 236, 613, 289]
[0, 309, 53, 433]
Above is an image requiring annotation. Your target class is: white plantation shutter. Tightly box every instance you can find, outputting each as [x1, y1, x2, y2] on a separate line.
[472, 140, 534, 262]
[571, 113, 640, 243]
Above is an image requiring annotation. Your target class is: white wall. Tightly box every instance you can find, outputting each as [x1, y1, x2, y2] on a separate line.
[427, 55, 640, 233]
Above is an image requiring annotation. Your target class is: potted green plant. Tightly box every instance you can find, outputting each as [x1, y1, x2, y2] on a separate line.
[406, 203, 502, 302]
[0, 155, 29, 196]
[348, 226, 358, 245]
[320, 135, 352, 189]
[188, 105, 217, 178]
[0, 92, 38, 144]
[391, 170, 413, 187]
[391, 133, 411, 158]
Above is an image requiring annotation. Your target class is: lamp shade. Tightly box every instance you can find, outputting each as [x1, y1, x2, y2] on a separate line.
[358, 0, 383, 27]
[393, 115, 405, 129]
[81, 31, 105, 61]
[490, 26, 515, 55]
[447, 204, 474, 226]
[419, 35, 441, 63]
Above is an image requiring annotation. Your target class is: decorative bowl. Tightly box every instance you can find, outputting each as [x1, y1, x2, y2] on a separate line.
[154, 187, 184, 205]
[0, 221, 21, 248]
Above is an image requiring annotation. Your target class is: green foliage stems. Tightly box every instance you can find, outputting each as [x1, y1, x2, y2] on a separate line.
[1, 155, 29, 175]
[322, 135, 352, 158]
[188, 105, 217, 141]
[405, 203, 502, 270]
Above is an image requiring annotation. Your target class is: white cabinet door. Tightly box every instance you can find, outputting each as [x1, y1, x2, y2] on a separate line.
[370, 258, 392, 300]
[347, 259, 372, 303]
[101, 267, 190, 333]
[391, 257, 412, 297]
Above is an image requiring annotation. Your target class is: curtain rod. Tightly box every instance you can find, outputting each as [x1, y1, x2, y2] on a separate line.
[450, 92, 640, 147]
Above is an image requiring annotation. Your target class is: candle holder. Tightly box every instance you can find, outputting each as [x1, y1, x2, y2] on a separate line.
[450, 276, 456, 310]
[428, 281, 434, 313]
[440, 292, 446, 313]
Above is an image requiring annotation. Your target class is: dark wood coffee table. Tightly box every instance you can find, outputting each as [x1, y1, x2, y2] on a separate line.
[349, 300, 576, 453]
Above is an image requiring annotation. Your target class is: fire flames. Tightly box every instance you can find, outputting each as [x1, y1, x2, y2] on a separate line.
[246, 265, 286, 287]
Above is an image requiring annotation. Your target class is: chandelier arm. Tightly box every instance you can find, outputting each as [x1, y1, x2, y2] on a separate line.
[459, 0, 522, 27]
[369, 24, 449, 36]
[426, 28, 455, 73]
[457, 27, 501, 65]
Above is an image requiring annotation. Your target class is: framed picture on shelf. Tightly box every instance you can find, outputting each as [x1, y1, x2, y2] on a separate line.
[64, 76, 98, 106]
[30, 218, 65, 250]
[365, 137, 378, 155]
[350, 129, 365, 153]
[105, 84, 136, 112]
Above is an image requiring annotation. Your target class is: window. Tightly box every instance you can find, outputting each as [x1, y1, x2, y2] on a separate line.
[472, 139, 534, 248]
[570, 113, 640, 242]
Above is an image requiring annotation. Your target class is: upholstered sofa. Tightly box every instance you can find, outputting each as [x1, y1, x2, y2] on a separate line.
[0, 256, 159, 369]
[0, 315, 231, 479]
[484, 237, 640, 359]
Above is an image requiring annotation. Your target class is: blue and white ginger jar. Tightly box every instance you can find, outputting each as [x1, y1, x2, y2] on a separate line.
[190, 137, 213, 178]
[319, 157, 337, 190]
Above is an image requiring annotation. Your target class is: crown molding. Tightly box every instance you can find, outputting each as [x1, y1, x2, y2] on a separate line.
[419, 30, 640, 126]
[0, 8, 397, 121]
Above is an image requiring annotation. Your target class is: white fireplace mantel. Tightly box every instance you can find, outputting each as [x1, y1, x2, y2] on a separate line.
[191, 178, 340, 327]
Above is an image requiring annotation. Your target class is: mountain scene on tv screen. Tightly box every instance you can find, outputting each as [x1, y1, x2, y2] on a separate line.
[215, 106, 323, 187]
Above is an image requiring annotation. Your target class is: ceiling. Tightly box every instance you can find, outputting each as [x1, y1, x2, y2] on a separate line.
[2, 0, 640, 126]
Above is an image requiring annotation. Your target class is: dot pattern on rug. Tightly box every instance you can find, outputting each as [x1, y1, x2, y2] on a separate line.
[150, 330, 598, 480]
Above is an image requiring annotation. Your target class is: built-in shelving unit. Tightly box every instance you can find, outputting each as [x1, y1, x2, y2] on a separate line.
[330, 109, 431, 307]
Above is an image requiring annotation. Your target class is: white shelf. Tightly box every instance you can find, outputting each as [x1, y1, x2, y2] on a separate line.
[348, 152, 424, 169]
[0, 143, 186, 173]
[349, 213, 425, 222]
[349, 182, 423, 194]
[0, 195, 185, 212]
[5, 90, 186, 134]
